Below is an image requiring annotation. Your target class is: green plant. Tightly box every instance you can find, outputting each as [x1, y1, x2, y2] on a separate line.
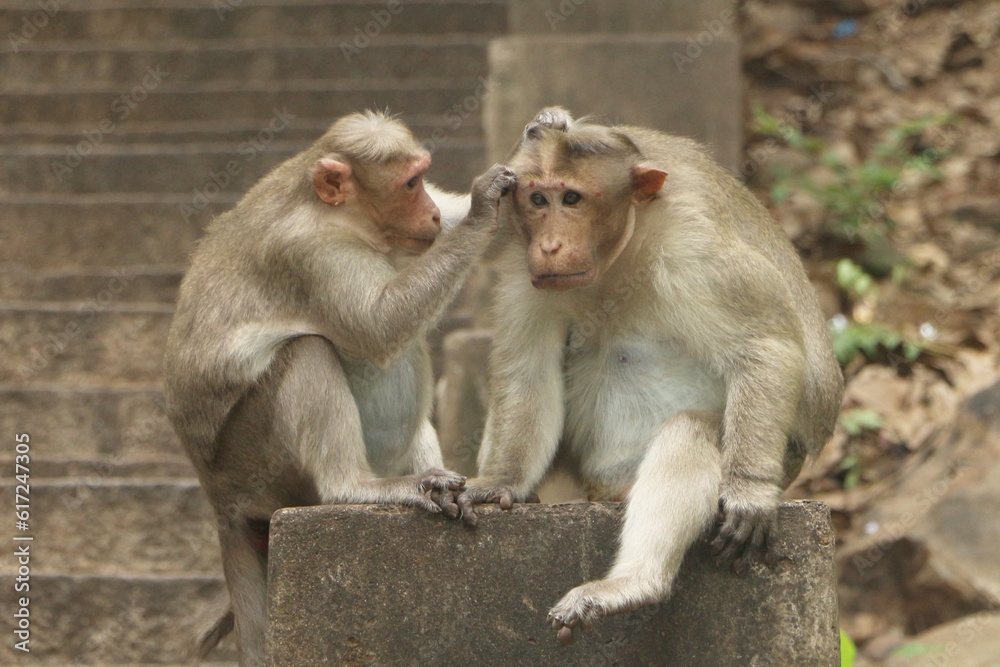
[753, 107, 951, 249]
[839, 408, 884, 437]
[836, 410, 882, 490]
[829, 320, 922, 366]
[840, 629, 857, 667]
[829, 259, 922, 365]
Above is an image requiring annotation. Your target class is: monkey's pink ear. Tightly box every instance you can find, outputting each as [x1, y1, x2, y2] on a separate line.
[313, 159, 352, 205]
[631, 165, 668, 203]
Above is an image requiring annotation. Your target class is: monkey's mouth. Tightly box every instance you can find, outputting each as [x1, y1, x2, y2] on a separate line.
[531, 270, 593, 290]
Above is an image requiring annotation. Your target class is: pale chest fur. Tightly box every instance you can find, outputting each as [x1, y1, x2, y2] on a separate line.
[559, 286, 726, 486]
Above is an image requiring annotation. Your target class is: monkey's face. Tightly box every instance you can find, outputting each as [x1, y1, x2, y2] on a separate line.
[511, 170, 624, 291]
[512, 158, 666, 292]
[363, 155, 442, 252]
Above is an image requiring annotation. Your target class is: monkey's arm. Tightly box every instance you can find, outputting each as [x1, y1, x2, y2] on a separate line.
[457, 288, 566, 523]
[713, 337, 804, 567]
[425, 183, 470, 233]
[306, 165, 514, 365]
[684, 251, 806, 566]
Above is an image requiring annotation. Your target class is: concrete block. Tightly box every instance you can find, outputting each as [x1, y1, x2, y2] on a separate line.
[507, 0, 737, 34]
[267, 501, 839, 666]
[484, 35, 743, 170]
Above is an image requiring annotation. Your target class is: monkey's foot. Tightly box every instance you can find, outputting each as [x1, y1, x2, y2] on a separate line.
[712, 479, 782, 574]
[547, 578, 650, 645]
[454, 478, 539, 526]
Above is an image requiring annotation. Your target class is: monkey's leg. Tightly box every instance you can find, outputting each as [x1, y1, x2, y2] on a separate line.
[217, 518, 269, 667]
[547, 411, 721, 644]
[279, 337, 463, 511]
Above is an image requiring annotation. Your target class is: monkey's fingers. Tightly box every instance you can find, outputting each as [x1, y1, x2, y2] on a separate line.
[401, 494, 443, 515]
[418, 469, 466, 493]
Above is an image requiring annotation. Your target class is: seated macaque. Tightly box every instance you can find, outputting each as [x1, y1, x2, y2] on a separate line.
[457, 108, 843, 643]
[163, 111, 514, 665]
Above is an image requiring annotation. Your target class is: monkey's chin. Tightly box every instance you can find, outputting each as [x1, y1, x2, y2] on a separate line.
[530, 270, 594, 291]
[390, 237, 436, 253]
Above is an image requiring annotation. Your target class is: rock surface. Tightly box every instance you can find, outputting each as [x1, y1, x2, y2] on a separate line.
[883, 612, 1000, 667]
[267, 501, 838, 666]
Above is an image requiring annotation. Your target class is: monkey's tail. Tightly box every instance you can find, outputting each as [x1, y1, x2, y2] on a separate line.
[195, 609, 234, 660]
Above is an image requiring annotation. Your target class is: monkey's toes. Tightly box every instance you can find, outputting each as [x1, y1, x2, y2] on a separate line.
[430, 488, 460, 519]
[712, 503, 779, 573]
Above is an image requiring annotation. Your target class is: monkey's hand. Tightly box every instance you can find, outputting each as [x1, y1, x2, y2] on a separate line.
[468, 164, 516, 228]
[524, 106, 574, 138]
[454, 477, 539, 526]
[711, 477, 782, 574]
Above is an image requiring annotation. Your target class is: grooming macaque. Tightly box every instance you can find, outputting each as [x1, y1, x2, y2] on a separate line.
[163, 111, 514, 666]
[457, 108, 843, 643]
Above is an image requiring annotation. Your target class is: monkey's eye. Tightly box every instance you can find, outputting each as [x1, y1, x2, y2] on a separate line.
[530, 192, 548, 207]
[563, 191, 582, 205]
[406, 176, 419, 189]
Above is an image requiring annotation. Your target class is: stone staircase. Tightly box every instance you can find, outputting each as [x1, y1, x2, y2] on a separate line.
[0, 1, 505, 663]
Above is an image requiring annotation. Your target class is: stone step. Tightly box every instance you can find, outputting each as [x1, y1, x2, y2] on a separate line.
[0, 1, 506, 44]
[1, 303, 172, 384]
[0, 478, 220, 576]
[0, 139, 483, 195]
[0, 81, 490, 128]
[0, 267, 183, 303]
[0, 573, 236, 663]
[0, 113, 481, 145]
[0, 41, 489, 88]
[0, 383, 185, 465]
[1, 199, 222, 272]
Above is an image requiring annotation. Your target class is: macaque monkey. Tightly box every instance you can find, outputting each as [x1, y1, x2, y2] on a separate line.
[162, 110, 515, 666]
[457, 108, 844, 643]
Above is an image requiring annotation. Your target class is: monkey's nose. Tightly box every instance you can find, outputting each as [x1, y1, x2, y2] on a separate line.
[540, 239, 562, 255]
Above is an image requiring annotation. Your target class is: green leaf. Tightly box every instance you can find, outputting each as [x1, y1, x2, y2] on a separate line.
[841, 630, 857, 667]
[892, 642, 947, 658]
[839, 409, 883, 436]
